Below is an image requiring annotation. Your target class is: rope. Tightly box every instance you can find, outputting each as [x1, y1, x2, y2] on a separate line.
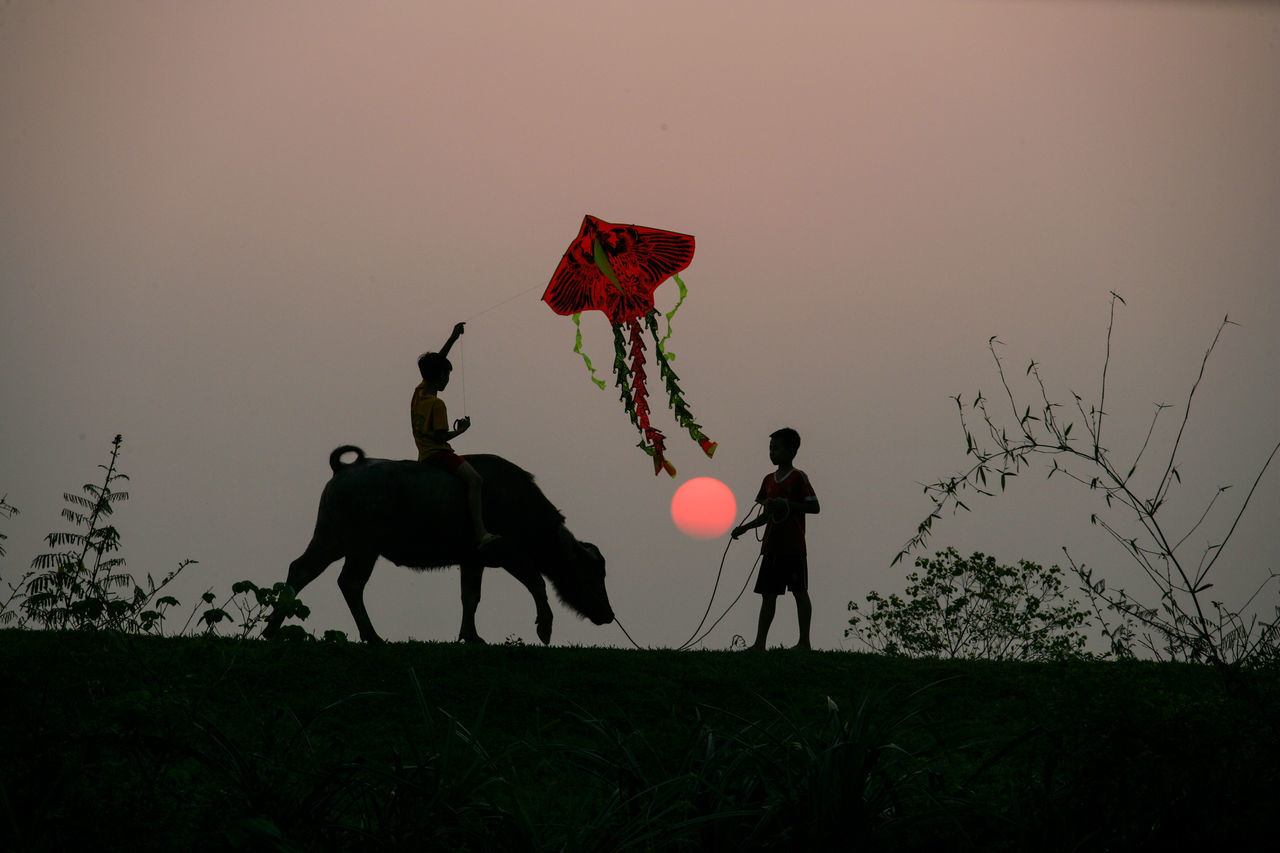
[613, 615, 644, 650]
[676, 553, 762, 652]
[675, 504, 761, 650]
[610, 504, 764, 651]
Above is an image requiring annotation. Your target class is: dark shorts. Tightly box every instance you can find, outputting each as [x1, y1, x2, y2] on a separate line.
[423, 450, 467, 473]
[754, 553, 808, 596]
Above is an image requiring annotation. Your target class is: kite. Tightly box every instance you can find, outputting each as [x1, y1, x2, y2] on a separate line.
[543, 214, 716, 477]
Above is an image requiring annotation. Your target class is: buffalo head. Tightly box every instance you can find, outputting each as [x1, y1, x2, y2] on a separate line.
[546, 525, 614, 627]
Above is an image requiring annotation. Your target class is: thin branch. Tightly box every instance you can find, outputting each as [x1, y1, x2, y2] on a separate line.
[1155, 316, 1237, 509]
[1128, 402, 1171, 493]
[1173, 485, 1233, 554]
[1197, 437, 1280, 582]
[990, 337, 1017, 420]
[900, 298, 1276, 667]
[1096, 292, 1125, 454]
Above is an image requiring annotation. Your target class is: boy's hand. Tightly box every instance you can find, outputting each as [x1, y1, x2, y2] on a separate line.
[453, 416, 471, 434]
[731, 525, 747, 540]
[451, 322, 466, 339]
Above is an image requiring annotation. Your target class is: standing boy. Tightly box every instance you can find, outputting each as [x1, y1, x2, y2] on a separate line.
[732, 427, 820, 650]
[413, 322, 499, 549]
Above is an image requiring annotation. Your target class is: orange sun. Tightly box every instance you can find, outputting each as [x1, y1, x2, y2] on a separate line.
[670, 477, 737, 539]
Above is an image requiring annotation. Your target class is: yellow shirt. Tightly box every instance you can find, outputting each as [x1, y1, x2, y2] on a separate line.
[411, 382, 451, 460]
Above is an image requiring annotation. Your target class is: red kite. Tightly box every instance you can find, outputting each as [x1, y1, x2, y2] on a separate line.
[543, 215, 716, 476]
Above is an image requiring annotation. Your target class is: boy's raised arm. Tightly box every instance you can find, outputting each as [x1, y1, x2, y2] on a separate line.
[438, 322, 466, 358]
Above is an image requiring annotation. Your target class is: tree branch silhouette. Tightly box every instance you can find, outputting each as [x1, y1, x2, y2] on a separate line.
[898, 294, 1279, 667]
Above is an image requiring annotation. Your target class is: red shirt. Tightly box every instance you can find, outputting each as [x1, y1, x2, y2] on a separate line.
[756, 468, 817, 556]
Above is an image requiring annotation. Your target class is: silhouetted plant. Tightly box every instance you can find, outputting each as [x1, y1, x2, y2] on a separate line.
[900, 295, 1280, 668]
[847, 548, 1098, 661]
[20, 434, 136, 630]
[0, 493, 16, 558]
[0, 434, 310, 639]
[177, 579, 312, 639]
[0, 495, 20, 624]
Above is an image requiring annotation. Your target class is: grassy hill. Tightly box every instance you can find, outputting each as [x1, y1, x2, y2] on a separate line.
[2, 629, 1276, 851]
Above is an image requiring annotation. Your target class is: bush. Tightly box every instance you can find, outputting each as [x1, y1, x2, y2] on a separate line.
[847, 548, 1097, 661]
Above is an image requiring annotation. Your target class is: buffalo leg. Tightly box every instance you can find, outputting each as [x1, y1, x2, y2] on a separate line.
[263, 542, 339, 638]
[458, 562, 486, 644]
[337, 552, 382, 643]
[503, 564, 553, 645]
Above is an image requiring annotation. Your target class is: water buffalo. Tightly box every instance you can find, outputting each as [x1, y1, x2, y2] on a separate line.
[263, 445, 614, 644]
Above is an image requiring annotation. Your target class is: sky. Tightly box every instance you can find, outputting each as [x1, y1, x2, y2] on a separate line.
[2, 1, 1277, 651]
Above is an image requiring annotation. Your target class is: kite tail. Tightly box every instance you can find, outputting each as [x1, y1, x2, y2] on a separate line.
[645, 311, 717, 459]
[655, 272, 689, 359]
[639, 442, 677, 477]
[612, 322, 637, 426]
[573, 313, 607, 390]
[626, 317, 674, 477]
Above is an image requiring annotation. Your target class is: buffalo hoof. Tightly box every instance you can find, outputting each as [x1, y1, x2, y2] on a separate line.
[459, 633, 487, 645]
[536, 619, 552, 646]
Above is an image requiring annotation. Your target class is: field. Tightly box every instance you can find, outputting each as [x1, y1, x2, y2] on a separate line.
[3, 629, 1276, 851]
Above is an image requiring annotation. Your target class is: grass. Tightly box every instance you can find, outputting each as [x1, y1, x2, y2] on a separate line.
[2, 629, 1277, 851]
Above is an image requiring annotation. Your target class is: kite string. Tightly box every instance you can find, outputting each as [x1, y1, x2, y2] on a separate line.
[459, 336, 466, 417]
[453, 281, 545, 418]
[462, 281, 544, 324]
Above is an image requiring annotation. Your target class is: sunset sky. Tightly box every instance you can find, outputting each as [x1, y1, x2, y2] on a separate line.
[3, 1, 1277, 650]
